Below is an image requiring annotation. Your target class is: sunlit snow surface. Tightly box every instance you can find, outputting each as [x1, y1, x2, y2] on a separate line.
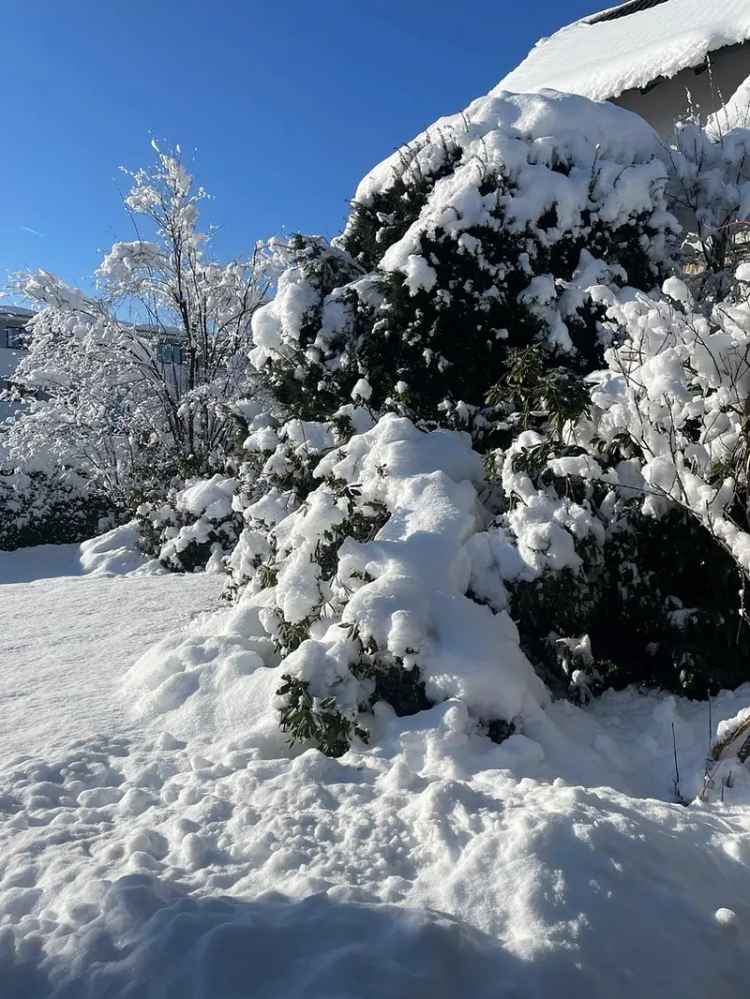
[0, 527, 223, 766]
[2, 538, 750, 996]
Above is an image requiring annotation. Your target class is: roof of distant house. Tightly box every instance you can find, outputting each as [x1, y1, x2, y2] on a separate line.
[496, 0, 750, 102]
[0, 306, 34, 321]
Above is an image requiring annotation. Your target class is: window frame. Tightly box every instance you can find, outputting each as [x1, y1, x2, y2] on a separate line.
[0, 327, 27, 350]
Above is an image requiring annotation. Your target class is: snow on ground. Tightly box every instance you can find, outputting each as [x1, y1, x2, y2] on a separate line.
[496, 0, 750, 103]
[0, 528, 224, 766]
[2, 537, 750, 997]
[0, 523, 158, 585]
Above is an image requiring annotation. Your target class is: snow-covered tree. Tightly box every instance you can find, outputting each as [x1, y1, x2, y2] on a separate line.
[5, 143, 280, 509]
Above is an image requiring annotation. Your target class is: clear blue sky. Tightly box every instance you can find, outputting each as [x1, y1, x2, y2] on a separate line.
[1, 1, 597, 298]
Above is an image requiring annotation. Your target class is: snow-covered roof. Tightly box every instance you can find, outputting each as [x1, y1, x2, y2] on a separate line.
[497, 0, 750, 102]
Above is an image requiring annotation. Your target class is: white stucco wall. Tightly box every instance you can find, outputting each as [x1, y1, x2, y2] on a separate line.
[613, 40, 750, 137]
[0, 348, 23, 420]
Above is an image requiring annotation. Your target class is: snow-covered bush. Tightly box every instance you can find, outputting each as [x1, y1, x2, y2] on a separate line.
[218, 91, 750, 738]
[668, 86, 750, 292]
[482, 265, 750, 698]
[224, 405, 373, 595]
[588, 273, 750, 585]
[225, 413, 547, 755]
[250, 91, 677, 440]
[136, 474, 242, 573]
[494, 439, 745, 698]
[0, 464, 113, 551]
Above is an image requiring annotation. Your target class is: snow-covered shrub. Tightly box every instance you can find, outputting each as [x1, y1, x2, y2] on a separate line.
[587, 274, 750, 586]
[499, 467, 745, 698]
[226, 413, 547, 755]
[0, 465, 113, 551]
[136, 474, 242, 573]
[668, 87, 750, 292]
[485, 267, 750, 697]
[225, 405, 374, 596]
[250, 91, 677, 440]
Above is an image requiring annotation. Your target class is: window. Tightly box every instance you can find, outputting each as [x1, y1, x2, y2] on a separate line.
[0, 327, 26, 350]
[158, 342, 184, 365]
[587, 0, 670, 26]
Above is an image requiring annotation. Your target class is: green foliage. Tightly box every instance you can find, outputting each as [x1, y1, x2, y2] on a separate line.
[366, 663, 432, 717]
[315, 481, 389, 582]
[273, 613, 314, 656]
[136, 482, 243, 574]
[484, 718, 516, 745]
[488, 345, 591, 440]
[342, 138, 463, 270]
[277, 674, 369, 758]
[277, 622, 433, 758]
[509, 505, 750, 699]
[257, 146, 667, 452]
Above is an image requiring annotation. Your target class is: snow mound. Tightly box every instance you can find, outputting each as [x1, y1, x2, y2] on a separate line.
[496, 0, 750, 103]
[355, 86, 665, 216]
[79, 523, 162, 576]
[0, 523, 159, 585]
[9, 876, 512, 999]
[122, 606, 283, 748]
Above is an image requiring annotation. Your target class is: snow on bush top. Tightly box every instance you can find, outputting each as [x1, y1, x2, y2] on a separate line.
[251, 90, 677, 433]
[257, 414, 547, 724]
[354, 88, 665, 206]
[496, 0, 750, 103]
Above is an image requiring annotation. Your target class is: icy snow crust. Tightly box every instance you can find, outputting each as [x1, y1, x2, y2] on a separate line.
[496, 0, 750, 103]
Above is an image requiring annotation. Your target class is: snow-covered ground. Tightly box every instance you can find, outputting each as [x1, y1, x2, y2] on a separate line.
[2, 536, 750, 997]
[0, 536, 224, 767]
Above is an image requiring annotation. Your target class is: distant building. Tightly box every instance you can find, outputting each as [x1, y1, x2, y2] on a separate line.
[498, 0, 750, 137]
[0, 306, 34, 425]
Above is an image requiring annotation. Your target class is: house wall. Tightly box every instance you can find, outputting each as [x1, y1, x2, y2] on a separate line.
[613, 40, 750, 137]
[0, 309, 34, 432]
[0, 348, 24, 422]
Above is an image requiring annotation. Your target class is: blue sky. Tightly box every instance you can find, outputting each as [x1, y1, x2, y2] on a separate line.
[1, 1, 597, 298]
